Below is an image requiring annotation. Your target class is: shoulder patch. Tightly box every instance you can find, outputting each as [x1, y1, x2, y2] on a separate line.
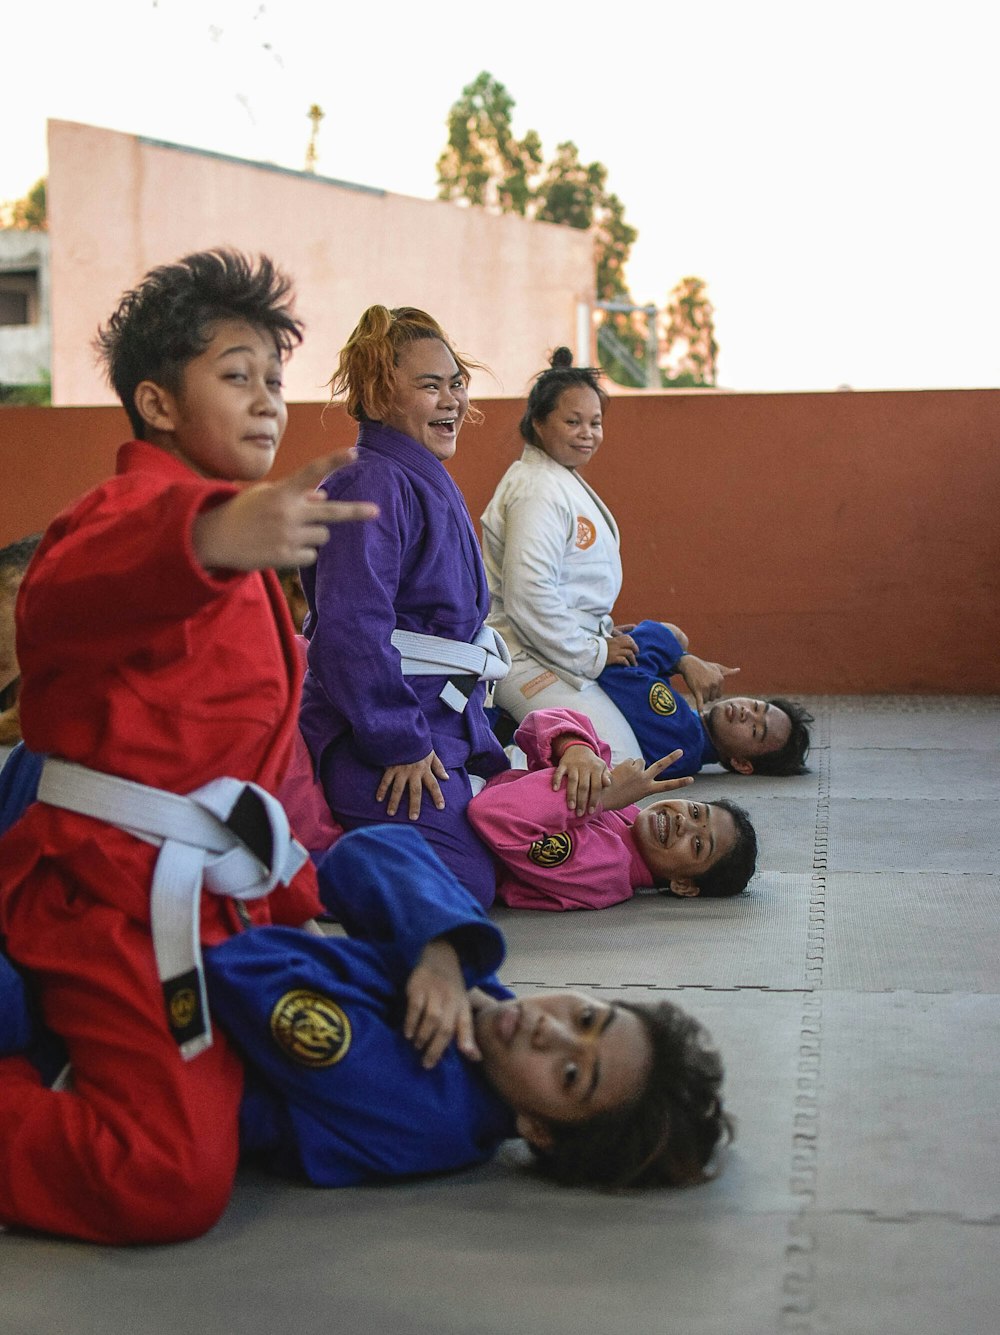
[649, 682, 678, 716]
[528, 832, 573, 868]
[270, 989, 352, 1068]
[575, 516, 597, 550]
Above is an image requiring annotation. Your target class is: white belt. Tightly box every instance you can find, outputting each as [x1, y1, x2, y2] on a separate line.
[391, 626, 511, 713]
[37, 759, 308, 1061]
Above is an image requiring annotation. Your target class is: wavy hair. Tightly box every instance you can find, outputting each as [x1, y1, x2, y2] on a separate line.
[327, 305, 485, 425]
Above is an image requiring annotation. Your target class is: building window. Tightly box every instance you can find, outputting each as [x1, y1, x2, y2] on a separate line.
[0, 272, 39, 326]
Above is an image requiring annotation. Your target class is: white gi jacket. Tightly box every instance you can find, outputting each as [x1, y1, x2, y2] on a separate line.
[481, 444, 622, 690]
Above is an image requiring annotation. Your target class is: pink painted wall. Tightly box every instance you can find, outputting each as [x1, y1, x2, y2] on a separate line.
[46, 119, 595, 407]
[3, 389, 998, 694]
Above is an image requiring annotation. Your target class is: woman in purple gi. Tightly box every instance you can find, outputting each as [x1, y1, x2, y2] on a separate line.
[300, 307, 508, 906]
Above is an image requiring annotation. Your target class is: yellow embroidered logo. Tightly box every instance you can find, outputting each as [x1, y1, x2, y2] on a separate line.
[575, 516, 597, 550]
[270, 990, 352, 1068]
[649, 682, 678, 716]
[168, 988, 198, 1031]
[528, 832, 573, 868]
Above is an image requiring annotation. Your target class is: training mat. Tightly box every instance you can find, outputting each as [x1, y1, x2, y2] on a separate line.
[6, 695, 1000, 1335]
[822, 870, 1000, 991]
[496, 871, 816, 990]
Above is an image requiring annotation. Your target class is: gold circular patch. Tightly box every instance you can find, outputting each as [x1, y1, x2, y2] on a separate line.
[168, 988, 197, 1031]
[575, 516, 597, 550]
[270, 990, 352, 1068]
[649, 682, 678, 716]
[528, 832, 573, 868]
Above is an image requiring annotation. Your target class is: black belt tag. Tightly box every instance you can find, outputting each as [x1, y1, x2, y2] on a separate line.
[163, 969, 207, 1048]
[226, 786, 274, 871]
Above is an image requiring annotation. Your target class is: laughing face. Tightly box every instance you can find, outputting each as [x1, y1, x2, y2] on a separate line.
[630, 799, 738, 896]
[383, 337, 469, 460]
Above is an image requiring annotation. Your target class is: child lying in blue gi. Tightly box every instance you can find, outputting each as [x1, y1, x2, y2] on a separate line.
[2, 786, 731, 1195]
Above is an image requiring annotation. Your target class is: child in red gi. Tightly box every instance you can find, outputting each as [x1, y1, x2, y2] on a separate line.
[0, 249, 375, 1244]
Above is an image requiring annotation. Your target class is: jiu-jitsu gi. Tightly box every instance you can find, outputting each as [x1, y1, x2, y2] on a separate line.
[207, 826, 516, 1184]
[300, 421, 507, 907]
[0, 784, 515, 1186]
[0, 442, 322, 1245]
[598, 621, 719, 777]
[480, 443, 641, 765]
[467, 709, 661, 911]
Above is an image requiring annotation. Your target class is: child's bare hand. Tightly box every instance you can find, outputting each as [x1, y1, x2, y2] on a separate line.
[605, 632, 639, 667]
[677, 653, 740, 711]
[377, 750, 449, 818]
[405, 938, 481, 1069]
[552, 742, 611, 816]
[601, 750, 694, 812]
[193, 450, 378, 572]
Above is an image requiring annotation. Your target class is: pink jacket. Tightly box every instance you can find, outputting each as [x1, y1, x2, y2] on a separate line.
[468, 709, 652, 910]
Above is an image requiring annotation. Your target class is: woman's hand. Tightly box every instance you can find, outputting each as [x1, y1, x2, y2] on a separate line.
[376, 750, 449, 819]
[600, 750, 694, 812]
[605, 631, 639, 667]
[552, 742, 612, 816]
[405, 938, 481, 1069]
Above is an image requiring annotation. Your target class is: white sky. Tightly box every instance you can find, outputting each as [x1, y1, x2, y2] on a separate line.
[3, 0, 998, 391]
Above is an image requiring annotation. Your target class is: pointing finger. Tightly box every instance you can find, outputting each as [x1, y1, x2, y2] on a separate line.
[282, 449, 357, 494]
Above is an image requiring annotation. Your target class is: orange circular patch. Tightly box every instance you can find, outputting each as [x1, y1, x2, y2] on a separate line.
[576, 516, 597, 550]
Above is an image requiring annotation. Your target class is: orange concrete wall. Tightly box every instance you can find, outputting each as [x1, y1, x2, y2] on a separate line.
[2, 389, 998, 694]
[46, 120, 594, 407]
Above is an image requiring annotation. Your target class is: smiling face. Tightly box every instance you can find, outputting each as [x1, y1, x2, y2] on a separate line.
[703, 697, 793, 774]
[383, 337, 469, 460]
[137, 318, 287, 482]
[473, 992, 651, 1143]
[532, 384, 604, 470]
[631, 799, 738, 896]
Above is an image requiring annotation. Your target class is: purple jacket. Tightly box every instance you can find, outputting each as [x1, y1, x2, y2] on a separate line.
[299, 421, 506, 784]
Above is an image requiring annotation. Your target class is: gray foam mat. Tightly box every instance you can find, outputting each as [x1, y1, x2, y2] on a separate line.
[496, 872, 816, 991]
[815, 990, 1000, 1221]
[826, 797, 1000, 873]
[829, 746, 1000, 800]
[6, 695, 1000, 1334]
[823, 871, 1000, 991]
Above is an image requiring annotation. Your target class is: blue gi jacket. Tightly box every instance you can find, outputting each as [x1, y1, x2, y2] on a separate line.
[598, 621, 719, 776]
[205, 827, 517, 1186]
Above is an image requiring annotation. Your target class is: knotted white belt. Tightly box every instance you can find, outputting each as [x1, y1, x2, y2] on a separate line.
[390, 625, 511, 712]
[37, 758, 308, 1061]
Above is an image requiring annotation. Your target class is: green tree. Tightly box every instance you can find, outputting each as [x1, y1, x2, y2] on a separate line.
[535, 143, 644, 379]
[438, 85, 645, 385]
[660, 276, 718, 387]
[436, 72, 543, 216]
[1, 178, 47, 231]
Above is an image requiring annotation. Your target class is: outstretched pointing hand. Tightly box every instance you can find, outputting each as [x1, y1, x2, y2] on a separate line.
[193, 449, 378, 573]
[678, 653, 740, 712]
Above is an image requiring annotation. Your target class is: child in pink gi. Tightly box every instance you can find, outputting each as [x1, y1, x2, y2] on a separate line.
[468, 709, 758, 910]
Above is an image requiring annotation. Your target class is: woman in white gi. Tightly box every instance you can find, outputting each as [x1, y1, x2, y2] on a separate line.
[482, 349, 643, 764]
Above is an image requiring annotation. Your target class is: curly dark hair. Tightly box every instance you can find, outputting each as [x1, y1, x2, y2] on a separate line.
[94, 249, 304, 438]
[531, 1000, 733, 1189]
[746, 698, 814, 776]
[519, 346, 609, 446]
